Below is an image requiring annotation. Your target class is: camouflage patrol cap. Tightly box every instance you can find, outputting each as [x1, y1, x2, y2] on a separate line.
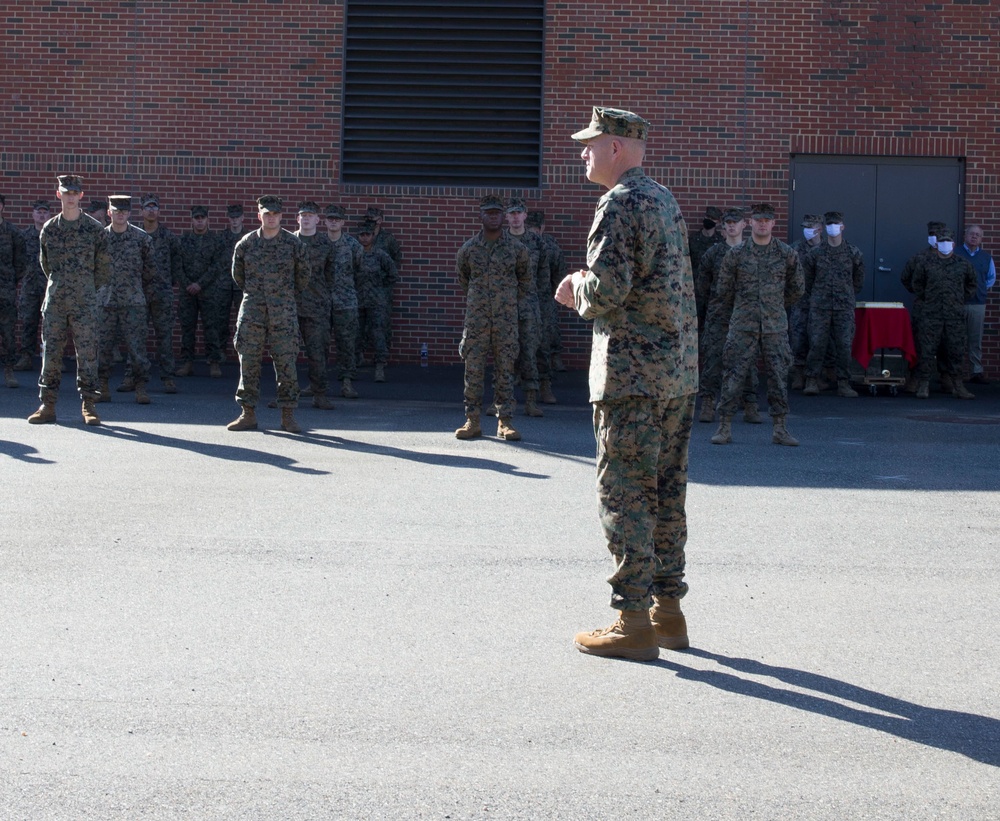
[141, 194, 160, 208]
[800, 213, 824, 227]
[722, 207, 745, 222]
[526, 210, 545, 227]
[749, 202, 776, 219]
[705, 206, 723, 222]
[824, 211, 844, 225]
[506, 197, 527, 213]
[479, 194, 505, 211]
[324, 204, 347, 219]
[108, 196, 132, 212]
[57, 174, 84, 193]
[257, 195, 283, 213]
[32, 199, 51, 210]
[927, 221, 946, 235]
[572, 106, 649, 142]
[935, 227, 955, 242]
[297, 200, 319, 214]
[358, 219, 377, 234]
[365, 206, 384, 219]
[226, 204, 244, 218]
[87, 199, 106, 213]
[190, 205, 209, 218]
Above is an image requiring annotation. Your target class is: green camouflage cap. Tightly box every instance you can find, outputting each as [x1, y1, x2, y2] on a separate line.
[526, 210, 545, 227]
[297, 200, 319, 214]
[257, 195, 283, 213]
[927, 221, 946, 235]
[190, 205, 209, 217]
[935, 227, 955, 242]
[365, 206, 384, 219]
[57, 174, 84, 193]
[479, 194, 505, 211]
[358, 219, 377, 233]
[108, 196, 132, 211]
[506, 197, 527, 213]
[571, 106, 649, 142]
[141, 194, 159, 208]
[800, 213, 823, 227]
[226, 204, 244, 218]
[749, 202, 776, 219]
[705, 206, 723, 221]
[324, 204, 346, 219]
[824, 210, 844, 224]
[32, 199, 51, 210]
[722, 207, 745, 222]
[87, 199, 106, 213]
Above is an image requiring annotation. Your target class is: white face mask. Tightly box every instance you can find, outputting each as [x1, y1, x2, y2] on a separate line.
[826, 223, 843, 237]
[937, 241, 954, 255]
[803, 227, 819, 240]
[928, 235, 937, 247]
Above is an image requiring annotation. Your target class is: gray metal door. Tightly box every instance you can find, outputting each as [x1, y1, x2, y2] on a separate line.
[790, 156, 963, 305]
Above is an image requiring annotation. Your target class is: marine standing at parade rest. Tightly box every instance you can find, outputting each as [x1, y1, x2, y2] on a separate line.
[228, 195, 309, 433]
[355, 219, 396, 383]
[28, 175, 111, 426]
[177, 205, 228, 378]
[527, 210, 568, 373]
[294, 200, 337, 410]
[324, 204, 363, 399]
[787, 213, 824, 390]
[220, 203, 250, 362]
[98, 196, 155, 405]
[555, 107, 699, 661]
[901, 221, 947, 393]
[14, 199, 49, 374]
[365, 205, 401, 355]
[455, 194, 531, 442]
[0, 192, 27, 389]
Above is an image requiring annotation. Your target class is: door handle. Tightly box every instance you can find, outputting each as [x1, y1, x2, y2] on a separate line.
[877, 266, 891, 272]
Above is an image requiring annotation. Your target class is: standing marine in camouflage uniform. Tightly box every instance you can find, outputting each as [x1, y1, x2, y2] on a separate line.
[527, 210, 568, 372]
[556, 107, 699, 661]
[98, 196, 155, 405]
[365, 205, 401, 356]
[28, 175, 111, 426]
[220, 204, 250, 364]
[324, 204, 363, 399]
[0, 193, 27, 388]
[689, 206, 724, 325]
[455, 194, 530, 442]
[696, 207, 760, 424]
[85, 199, 107, 227]
[294, 201, 336, 410]
[177, 205, 228, 378]
[801, 211, 865, 398]
[355, 219, 396, 383]
[910, 227, 977, 399]
[901, 221, 947, 393]
[14, 199, 50, 373]
[787, 213, 824, 390]
[228, 195, 308, 433]
[506, 196, 551, 415]
[711, 202, 804, 447]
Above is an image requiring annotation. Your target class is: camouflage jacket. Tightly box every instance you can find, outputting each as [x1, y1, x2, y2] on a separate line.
[220, 228, 250, 291]
[911, 252, 977, 320]
[715, 236, 804, 334]
[100, 224, 155, 308]
[790, 237, 822, 299]
[541, 231, 567, 295]
[688, 228, 723, 277]
[506, 229, 545, 310]
[294, 231, 335, 319]
[232, 228, 308, 322]
[457, 231, 530, 334]
[179, 229, 227, 291]
[901, 247, 936, 297]
[0, 219, 27, 302]
[803, 240, 865, 311]
[39, 213, 111, 311]
[329, 233, 362, 312]
[571, 166, 699, 403]
[20, 224, 46, 296]
[144, 223, 183, 295]
[355, 247, 397, 308]
[372, 228, 402, 270]
[695, 239, 737, 319]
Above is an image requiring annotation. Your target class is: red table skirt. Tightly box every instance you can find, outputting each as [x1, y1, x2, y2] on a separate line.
[852, 306, 917, 368]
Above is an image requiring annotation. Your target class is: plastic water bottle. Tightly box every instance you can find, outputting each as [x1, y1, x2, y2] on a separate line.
[420, 343, 428, 367]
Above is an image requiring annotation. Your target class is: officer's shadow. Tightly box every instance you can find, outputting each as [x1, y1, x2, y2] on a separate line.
[92, 424, 329, 475]
[657, 647, 1000, 767]
[0, 438, 56, 464]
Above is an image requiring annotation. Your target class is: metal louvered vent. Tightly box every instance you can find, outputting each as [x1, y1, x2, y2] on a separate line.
[342, 0, 544, 187]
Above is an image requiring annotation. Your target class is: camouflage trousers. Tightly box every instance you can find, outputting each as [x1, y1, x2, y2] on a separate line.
[38, 301, 101, 404]
[460, 319, 518, 418]
[916, 312, 966, 379]
[535, 298, 556, 380]
[593, 393, 696, 611]
[699, 313, 758, 404]
[179, 286, 230, 365]
[549, 305, 563, 355]
[18, 281, 45, 357]
[234, 305, 300, 409]
[806, 307, 855, 380]
[718, 329, 791, 418]
[331, 308, 359, 381]
[298, 313, 331, 397]
[516, 299, 541, 391]
[133, 288, 176, 381]
[99, 305, 150, 383]
[357, 295, 389, 365]
[788, 299, 809, 365]
[0, 299, 16, 366]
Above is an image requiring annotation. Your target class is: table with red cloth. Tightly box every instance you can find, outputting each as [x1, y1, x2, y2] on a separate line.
[852, 303, 917, 368]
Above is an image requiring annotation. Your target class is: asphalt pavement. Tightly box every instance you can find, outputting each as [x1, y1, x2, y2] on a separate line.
[1, 360, 998, 819]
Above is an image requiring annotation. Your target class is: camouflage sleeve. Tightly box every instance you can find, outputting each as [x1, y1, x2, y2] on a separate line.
[802, 247, 816, 295]
[140, 232, 156, 288]
[232, 240, 246, 290]
[12, 225, 27, 282]
[964, 260, 978, 302]
[38, 226, 50, 278]
[293, 238, 309, 295]
[785, 248, 804, 308]
[574, 196, 632, 320]
[456, 245, 470, 294]
[910, 258, 926, 300]
[170, 233, 183, 286]
[900, 255, 916, 293]
[852, 246, 865, 294]
[382, 250, 397, 287]
[93, 227, 112, 290]
[515, 244, 531, 305]
[324, 246, 336, 293]
[388, 234, 402, 268]
[177, 238, 191, 288]
[694, 249, 714, 312]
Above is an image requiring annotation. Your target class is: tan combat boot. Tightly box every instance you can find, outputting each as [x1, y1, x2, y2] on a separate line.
[175, 361, 194, 377]
[710, 416, 732, 445]
[135, 382, 151, 404]
[312, 394, 334, 410]
[524, 389, 544, 417]
[551, 353, 567, 372]
[743, 401, 762, 424]
[698, 396, 715, 423]
[97, 377, 111, 402]
[789, 365, 805, 391]
[281, 407, 302, 433]
[209, 362, 222, 378]
[802, 377, 820, 396]
[649, 596, 689, 650]
[81, 399, 101, 426]
[539, 379, 557, 404]
[163, 378, 177, 394]
[227, 407, 258, 431]
[574, 609, 659, 661]
[939, 373, 954, 393]
[374, 364, 385, 383]
[772, 415, 799, 446]
[13, 352, 33, 371]
[4, 367, 18, 388]
[27, 402, 56, 424]
[497, 417, 521, 441]
[903, 373, 918, 394]
[117, 375, 135, 392]
[455, 414, 482, 440]
[340, 378, 358, 399]
[836, 379, 858, 398]
[952, 381, 975, 400]
[916, 379, 930, 399]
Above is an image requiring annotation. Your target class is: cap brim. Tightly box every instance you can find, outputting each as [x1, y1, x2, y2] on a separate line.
[571, 125, 604, 141]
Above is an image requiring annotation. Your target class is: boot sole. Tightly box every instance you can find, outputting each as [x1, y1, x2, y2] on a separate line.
[656, 636, 690, 650]
[574, 641, 660, 661]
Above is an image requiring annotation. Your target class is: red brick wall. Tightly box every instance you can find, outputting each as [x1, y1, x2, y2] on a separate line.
[3, 1, 998, 373]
